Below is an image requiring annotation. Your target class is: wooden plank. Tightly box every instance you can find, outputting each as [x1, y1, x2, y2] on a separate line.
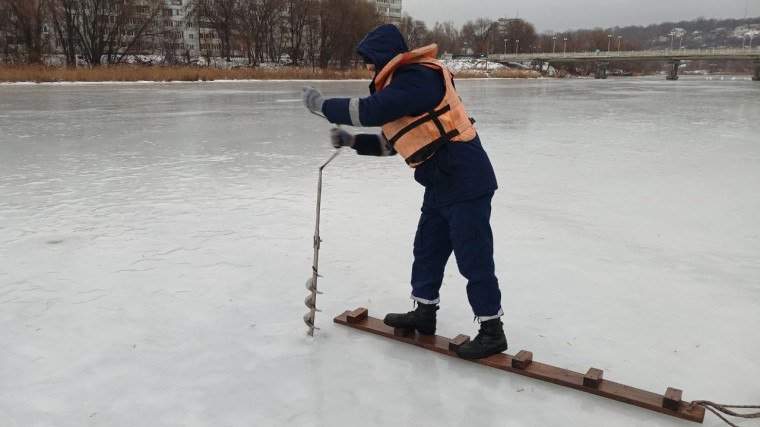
[393, 327, 415, 338]
[334, 309, 705, 423]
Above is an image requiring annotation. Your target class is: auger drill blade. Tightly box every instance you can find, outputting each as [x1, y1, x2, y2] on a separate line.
[305, 294, 316, 310]
[303, 312, 315, 328]
[305, 277, 323, 294]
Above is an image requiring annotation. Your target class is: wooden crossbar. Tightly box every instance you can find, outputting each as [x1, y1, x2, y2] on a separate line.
[334, 308, 705, 423]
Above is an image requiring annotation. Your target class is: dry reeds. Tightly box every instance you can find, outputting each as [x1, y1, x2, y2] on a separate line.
[0, 64, 374, 83]
[0, 64, 542, 83]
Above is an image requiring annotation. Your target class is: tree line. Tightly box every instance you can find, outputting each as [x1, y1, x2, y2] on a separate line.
[399, 15, 760, 57]
[0, 0, 379, 67]
[0, 2, 551, 67]
[1, 2, 757, 69]
[397, 15, 641, 57]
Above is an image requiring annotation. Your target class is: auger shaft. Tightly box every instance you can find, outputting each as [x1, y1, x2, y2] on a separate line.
[304, 150, 340, 336]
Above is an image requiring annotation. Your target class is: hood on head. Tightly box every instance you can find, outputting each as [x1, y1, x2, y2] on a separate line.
[355, 24, 409, 72]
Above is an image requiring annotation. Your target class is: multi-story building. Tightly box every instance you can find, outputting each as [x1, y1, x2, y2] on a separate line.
[163, 0, 202, 59]
[374, 0, 402, 25]
[164, 0, 246, 61]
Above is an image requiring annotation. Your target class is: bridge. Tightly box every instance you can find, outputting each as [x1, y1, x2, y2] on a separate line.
[489, 48, 760, 80]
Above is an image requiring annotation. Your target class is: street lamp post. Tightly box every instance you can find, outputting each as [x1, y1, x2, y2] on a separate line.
[563, 37, 568, 54]
[552, 36, 557, 53]
[515, 39, 519, 54]
[607, 34, 612, 53]
[485, 31, 490, 72]
[501, 17, 516, 55]
[617, 36, 622, 52]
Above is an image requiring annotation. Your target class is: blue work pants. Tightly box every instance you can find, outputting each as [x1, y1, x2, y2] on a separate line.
[410, 193, 503, 319]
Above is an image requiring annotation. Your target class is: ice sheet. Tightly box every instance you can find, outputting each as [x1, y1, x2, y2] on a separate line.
[1, 77, 758, 426]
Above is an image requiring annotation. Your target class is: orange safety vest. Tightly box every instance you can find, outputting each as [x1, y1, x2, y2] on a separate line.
[375, 44, 477, 168]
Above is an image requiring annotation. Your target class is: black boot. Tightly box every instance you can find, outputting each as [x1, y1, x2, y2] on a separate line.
[456, 318, 508, 360]
[383, 303, 438, 335]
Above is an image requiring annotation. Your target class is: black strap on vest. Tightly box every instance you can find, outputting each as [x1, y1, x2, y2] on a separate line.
[405, 117, 475, 165]
[405, 129, 460, 166]
[387, 104, 452, 147]
[386, 104, 477, 166]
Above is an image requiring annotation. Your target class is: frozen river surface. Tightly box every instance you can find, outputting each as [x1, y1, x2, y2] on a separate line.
[1, 77, 759, 427]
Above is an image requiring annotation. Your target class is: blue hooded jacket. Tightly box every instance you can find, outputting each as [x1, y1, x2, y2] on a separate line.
[321, 24, 498, 208]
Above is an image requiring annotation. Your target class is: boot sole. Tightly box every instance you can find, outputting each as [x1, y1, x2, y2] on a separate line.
[382, 319, 435, 336]
[383, 324, 436, 336]
[456, 342, 509, 360]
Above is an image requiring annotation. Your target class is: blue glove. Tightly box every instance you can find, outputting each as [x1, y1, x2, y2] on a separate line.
[330, 128, 354, 149]
[302, 86, 325, 114]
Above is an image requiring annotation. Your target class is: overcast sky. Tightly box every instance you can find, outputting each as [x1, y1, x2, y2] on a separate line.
[403, 0, 759, 32]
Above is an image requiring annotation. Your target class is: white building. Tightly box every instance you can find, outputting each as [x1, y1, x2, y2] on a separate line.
[164, 0, 202, 59]
[164, 0, 238, 61]
[374, 0, 402, 25]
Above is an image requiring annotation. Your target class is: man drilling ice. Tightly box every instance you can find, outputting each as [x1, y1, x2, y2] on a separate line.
[302, 24, 506, 359]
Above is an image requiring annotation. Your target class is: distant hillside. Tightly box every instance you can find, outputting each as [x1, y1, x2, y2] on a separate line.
[598, 17, 760, 50]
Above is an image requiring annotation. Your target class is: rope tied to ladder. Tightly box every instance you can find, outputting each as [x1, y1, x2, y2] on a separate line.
[692, 401, 760, 427]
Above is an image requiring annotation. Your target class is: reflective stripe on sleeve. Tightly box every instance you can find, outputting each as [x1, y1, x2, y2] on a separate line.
[349, 98, 362, 127]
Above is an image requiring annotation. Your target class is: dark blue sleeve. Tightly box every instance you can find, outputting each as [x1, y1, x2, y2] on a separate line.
[321, 98, 351, 125]
[321, 64, 446, 127]
[358, 65, 445, 126]
[353, 133, 397, 156]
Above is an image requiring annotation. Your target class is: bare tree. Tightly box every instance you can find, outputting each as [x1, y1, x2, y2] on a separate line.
[462, 18, 494, 56]
[0, 1, 10, 61]
[397, 13, 427, 48]
[59, 0, 165, 66]
[347, 0, 379, 67]
[505, 19, 536, 54]
[234, 0, 255, 64]
[193, 0, 237, 61]
[2, 0, 49, 63]
[263, 0, 287, 62]
[237, 0, 285, 65]
[46, 0, 79, 66]
[428, 21, 460, 55]
[285, 0, 316, 65]
[304, 9, 319, 68]
[316, 0, 334, 68]
[318, 0, 377, 68]
[158, 28, 184, 64]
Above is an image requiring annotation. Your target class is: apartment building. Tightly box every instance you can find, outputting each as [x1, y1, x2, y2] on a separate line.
[374, 0, 402, 25]
[163, 0, 203, 57]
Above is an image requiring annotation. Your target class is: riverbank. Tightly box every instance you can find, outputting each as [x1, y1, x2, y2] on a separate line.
[0, 64, 540, 83]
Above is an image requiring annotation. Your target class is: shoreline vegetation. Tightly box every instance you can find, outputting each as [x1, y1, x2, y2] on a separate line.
[0, 65, 541, 83]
